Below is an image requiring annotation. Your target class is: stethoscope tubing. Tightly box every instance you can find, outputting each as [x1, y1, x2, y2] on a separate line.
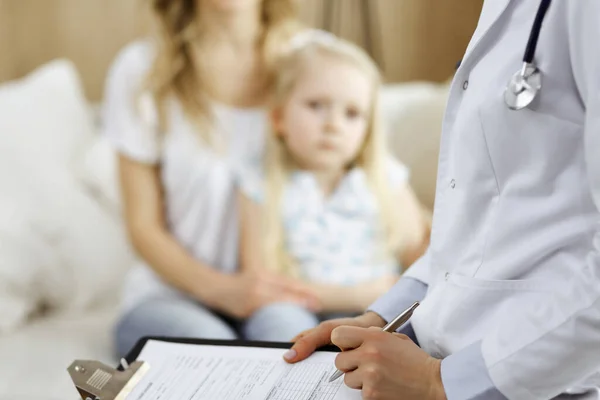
[523, 0, 552, 64]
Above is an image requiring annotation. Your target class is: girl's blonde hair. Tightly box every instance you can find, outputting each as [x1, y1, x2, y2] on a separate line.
[264, 33, 406, 277]
[146, 0, 300, 143]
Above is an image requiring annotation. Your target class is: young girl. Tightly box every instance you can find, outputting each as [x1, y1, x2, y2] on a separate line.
[239, 32, 430, 319]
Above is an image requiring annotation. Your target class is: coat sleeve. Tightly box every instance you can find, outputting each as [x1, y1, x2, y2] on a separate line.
[367, 250, 430, 322]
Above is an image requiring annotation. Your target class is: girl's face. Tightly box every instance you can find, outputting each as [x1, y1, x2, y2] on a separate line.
[273, 55, 373, 173]
[199, 0, 261, 13]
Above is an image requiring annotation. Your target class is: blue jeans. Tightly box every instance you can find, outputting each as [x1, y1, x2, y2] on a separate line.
[114, 296, 328, 357]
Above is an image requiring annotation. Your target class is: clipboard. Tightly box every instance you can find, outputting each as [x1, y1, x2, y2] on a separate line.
[68, 336, 340, 400]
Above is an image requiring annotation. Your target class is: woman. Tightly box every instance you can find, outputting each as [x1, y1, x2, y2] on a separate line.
[104, 0, 322, 356]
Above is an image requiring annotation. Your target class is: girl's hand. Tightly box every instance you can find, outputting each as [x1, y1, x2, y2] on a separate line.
[215, 270, 322, 319]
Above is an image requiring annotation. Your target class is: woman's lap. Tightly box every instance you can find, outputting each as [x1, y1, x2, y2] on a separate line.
[115, 297, 341, 357]
[114, 296, 238, 357]
[243, 302, 320, 342]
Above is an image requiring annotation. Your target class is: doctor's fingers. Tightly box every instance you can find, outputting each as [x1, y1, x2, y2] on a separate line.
[334, 348, 361, 377]
[342, 363, 388, 396]
[331, 325, 379, 351]
[287, 324, 332, 363]
[342, 367, 364, 390]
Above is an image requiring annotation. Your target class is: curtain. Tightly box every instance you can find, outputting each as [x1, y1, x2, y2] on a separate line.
[300, 0, 484, 83]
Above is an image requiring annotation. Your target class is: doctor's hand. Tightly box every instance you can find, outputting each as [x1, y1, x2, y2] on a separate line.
[284, 312, 386, 363]
[332, 326, 446, 400]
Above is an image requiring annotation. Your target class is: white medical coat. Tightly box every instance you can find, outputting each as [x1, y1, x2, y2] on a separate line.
[371, 1, 600, 398]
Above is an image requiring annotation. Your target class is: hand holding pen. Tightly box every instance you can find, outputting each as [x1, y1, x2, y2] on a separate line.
[329, 302, 420, 382]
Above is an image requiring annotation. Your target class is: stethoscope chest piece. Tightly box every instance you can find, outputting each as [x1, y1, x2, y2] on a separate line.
[504, 63, 542, 110]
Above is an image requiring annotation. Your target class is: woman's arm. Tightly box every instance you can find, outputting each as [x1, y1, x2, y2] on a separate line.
[121, 157, 322, 317]
[119, 155, 231, 307]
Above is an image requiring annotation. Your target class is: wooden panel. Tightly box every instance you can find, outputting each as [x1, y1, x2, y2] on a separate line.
[377, 0, 484, 82]
[0, 0, 15, 81]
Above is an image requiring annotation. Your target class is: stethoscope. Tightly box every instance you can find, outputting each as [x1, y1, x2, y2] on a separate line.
[504, 0, 552, 110]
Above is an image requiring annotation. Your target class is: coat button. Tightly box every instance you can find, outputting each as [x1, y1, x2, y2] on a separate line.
[445, 272, 450, 281]
[462, 80, 469, 90]
[450, 179, 456, 189]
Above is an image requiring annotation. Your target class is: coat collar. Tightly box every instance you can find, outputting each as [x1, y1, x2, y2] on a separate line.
[462, 0, 512, 65]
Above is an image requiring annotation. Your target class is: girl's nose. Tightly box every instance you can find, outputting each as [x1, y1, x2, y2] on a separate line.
[324, 111, 343, 133]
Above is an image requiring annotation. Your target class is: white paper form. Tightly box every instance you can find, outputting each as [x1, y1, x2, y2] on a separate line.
[126, 340, 361, 400]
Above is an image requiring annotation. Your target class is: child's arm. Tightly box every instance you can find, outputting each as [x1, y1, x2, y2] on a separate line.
[239, 189, 395, 313]
[395, 183, 431, 268]
[305, 183, 430, 314]
[308, 275, 399, 314]
[302, 185, 429, 314]
[238, 190, 323, 311]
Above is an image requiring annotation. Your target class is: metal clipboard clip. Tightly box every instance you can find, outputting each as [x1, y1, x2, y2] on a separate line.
[67, 359, 149, 400]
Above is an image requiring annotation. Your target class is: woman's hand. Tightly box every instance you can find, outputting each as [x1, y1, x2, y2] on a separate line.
[283, 312, 386, 363]
[214, 270, 322, 319]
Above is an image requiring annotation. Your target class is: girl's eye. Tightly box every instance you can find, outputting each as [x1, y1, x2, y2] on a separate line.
[307, 100, 324, 110]
[346, 108, 361, 119]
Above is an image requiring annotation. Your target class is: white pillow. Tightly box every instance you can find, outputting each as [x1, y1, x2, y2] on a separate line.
[0, 60, 134, 331]
[34, 171, 134, 313]
[77, 134, 123, 216]
[0, 60, 94, 170]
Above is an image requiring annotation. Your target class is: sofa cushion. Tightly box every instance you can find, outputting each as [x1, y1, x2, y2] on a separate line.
[380, 82, 449, 210]
[0, 182, 57, 332]
[0, 306, 119, 398]
[0, 60, 134, 332]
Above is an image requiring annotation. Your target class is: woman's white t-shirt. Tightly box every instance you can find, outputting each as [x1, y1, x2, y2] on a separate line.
[103, 41, 268, 312]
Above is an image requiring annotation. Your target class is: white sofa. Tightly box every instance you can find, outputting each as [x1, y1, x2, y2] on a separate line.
[0, 60, 448, 399]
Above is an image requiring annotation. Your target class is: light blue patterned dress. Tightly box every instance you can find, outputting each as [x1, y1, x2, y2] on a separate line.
[238, 158, 410, 285]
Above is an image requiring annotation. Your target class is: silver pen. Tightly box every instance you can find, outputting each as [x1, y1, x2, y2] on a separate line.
[328, 301, 420, 382]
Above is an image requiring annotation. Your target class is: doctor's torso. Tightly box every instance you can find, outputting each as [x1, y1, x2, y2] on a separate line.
[411, 0, 598, 360]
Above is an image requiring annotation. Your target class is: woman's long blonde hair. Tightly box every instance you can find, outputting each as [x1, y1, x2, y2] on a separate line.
[146, 0, 300, 142]
[264, 34, 406, 277]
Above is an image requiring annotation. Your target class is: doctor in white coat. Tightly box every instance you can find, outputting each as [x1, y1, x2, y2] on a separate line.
[283, 1, 600, 399]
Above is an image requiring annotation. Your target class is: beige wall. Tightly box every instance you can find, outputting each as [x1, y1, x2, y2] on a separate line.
[0, 0, 482, 101]
[0, 0, 146, 100]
